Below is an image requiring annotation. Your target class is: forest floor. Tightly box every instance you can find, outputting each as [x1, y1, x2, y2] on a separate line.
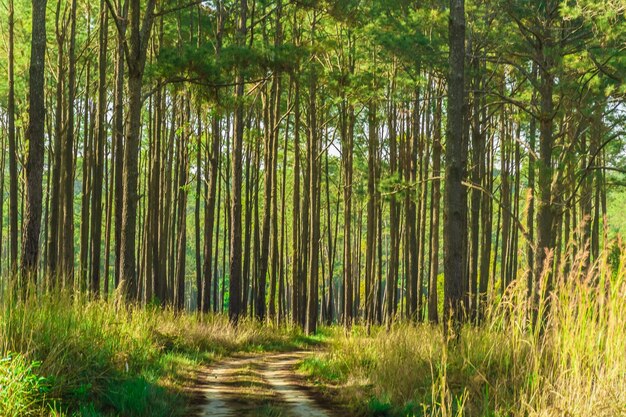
[189, 351, 346, 417]
[3, 281, 622, 417]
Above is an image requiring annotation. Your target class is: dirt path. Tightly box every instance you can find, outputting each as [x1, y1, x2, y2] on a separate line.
[197, 351, 336, 417]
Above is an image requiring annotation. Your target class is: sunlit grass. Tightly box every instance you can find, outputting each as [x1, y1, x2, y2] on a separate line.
[301, 241, 626, 416]
[3, 241, 624, 416]
[0, 288, 313, 416]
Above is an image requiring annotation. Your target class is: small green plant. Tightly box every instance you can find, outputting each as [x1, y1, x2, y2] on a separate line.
[0, 354, 49, 417]
[299, 356, 346, 383]
[254, 403, 285, 417]
[367, 396, 393, 416]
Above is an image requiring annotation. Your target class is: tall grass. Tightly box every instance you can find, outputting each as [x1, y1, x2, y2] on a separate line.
[0, 289, 308, 416]
[302, 242, 626, 416]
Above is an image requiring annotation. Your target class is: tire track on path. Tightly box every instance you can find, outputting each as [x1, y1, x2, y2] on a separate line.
[198, 351, 334, 417]
[260, 352, 331, 417]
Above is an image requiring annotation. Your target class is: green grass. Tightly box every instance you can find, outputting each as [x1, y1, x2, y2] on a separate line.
[254, 404, 286, 417]
[0, 289, 316, 417]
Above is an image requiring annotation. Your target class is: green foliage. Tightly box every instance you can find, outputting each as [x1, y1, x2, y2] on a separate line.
[0, 354, 49, 417]
[367, 397, 393, 416]
[299, 356, 346, 383]
[606, 189, 626, 238]
[101, 377, 170, 417]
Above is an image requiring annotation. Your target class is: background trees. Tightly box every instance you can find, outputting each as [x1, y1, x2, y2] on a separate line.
[0, 0, 624, 330]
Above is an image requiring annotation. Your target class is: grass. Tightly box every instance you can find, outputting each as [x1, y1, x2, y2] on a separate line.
[3, 241, 624, 416]
[0, 289, 316, 417]
[299, 242, 626, 417]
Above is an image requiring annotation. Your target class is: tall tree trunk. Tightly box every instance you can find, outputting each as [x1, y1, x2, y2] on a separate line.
[365, 101, 378, 325]
[590, 107, 602, 261]
[417, 100, 430, 322]
[291, 75, 301, 325]
[48, 3, 65, 283]
[525, 131, 537, 296]
[305, 26, 320, 335]
[468, 58, 482, 321]
[252, 122, 261, 317]
[113, 4, 126, 290]
[268, 0, 283, 322]
[278, 88, 290, 323]
[213, 153, 222, 312]
[533, 43, 556, 303]
[7, 0, 19, 276]
[222, 114, 231, 313]
[79, 56, 93, 292]
[500, 111, 511, 294]
[256, 88, 272, 321]
[0, 124, 5, 278]
[444, 0, 467, 331]
[299, 78, 310, 329]
[202, 2, 223, 314]
[203, 113, 220, 313]
[324, 147, 339, 325]
[385, 73, 400, 325]
[59, 0, 78, 285]
[195, 114, 203, 310]
[175, 101, 190, 311]
[80, 5, 94, 292]
[376, 195, 384, 324]
[149, 85, 164, 303]
[428, 93, 443, 323]
[479, 101, 492, 319]
[90, 0, 108, 296]
[161, 94, 175, 305]
[21, 0, 48, 284]
[229, 0, 247, 323]
[243, 135, 253, 314]
[118, 0, 157, 300]
[342, 100, 354, 327]
[81, 6, 95, 291]
[407, 88, 420, 321]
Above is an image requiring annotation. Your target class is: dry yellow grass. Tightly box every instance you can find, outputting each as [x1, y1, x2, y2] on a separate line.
[303, 241, 626, 416]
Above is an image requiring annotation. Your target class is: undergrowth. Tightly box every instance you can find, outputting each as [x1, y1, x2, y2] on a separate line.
[4, 241, 624, 417]
[0, 291, 311, 417]
[300, 242, 626, 416]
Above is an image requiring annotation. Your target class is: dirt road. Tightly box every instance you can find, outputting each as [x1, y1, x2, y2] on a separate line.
[195, 351, 337, 417]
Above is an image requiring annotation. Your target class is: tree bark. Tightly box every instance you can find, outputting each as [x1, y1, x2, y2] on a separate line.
[118, 0, 157, 300]
[291, 75, 301, 326]
[365, 102, 378, 325]
[175, 100, 190, 311]
[305, 28, 320, 334]
[228, 0, 247, 322]
[113, 4, 126, 290]
[21, 0, 48, 284]
[429, 93, 443, 323]
[443, 0, 467, 331]
[341, 100, 354, 327]
[7, 0, 19, 276]
[89, 0, 108, 296]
